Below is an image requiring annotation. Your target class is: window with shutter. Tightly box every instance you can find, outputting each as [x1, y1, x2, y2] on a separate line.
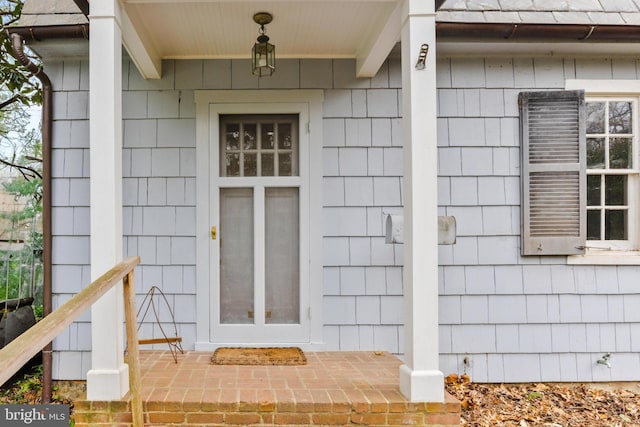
[519, 90, 586, 256]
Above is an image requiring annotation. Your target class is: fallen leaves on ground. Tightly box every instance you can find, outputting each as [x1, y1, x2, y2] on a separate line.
[445, 373, 640, 427]
[0, 365, 74, 407]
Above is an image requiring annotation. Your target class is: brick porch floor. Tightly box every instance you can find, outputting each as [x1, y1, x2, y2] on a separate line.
[74, 350, 460, 426]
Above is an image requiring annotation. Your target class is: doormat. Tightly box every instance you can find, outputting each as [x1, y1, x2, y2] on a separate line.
[211, 347, 307, 366]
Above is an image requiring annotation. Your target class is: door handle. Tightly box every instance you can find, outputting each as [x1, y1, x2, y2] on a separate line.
[211, 226, 217, 240]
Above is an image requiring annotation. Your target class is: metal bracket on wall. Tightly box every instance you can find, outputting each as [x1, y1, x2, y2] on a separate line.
[415, 44, 429, 70]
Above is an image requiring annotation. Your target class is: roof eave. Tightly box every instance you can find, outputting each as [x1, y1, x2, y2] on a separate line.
[436, 22, 640, 42]
[7, 24, 89, 41]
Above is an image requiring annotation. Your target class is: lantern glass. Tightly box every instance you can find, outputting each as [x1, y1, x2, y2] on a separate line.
[252, 39, 275, 77]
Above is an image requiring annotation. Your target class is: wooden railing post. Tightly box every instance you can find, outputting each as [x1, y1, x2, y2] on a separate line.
[123, 269, 143, 427]
[0, 257, 140, 388]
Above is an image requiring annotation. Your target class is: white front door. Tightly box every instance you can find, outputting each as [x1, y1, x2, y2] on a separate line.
[211, 114, 309, 343]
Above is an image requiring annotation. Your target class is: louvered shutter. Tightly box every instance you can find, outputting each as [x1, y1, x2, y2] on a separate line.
[519, 90, 586, 256]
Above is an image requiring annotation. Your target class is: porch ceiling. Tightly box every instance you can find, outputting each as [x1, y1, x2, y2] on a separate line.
[118, 0, 403, 79]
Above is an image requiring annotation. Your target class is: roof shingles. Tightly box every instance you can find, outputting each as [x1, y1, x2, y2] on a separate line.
[498, 0, 536, 12]
[14, 0, 86, 27]
[14, 0, 640, 29]
[600, 0, 639, 13]
[439, 0, 640, 25]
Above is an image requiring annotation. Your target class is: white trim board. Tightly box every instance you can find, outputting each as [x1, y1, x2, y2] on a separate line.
[566, 79, 640, 95]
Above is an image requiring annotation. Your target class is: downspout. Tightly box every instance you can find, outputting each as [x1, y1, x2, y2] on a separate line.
[10, 33, 53, 404]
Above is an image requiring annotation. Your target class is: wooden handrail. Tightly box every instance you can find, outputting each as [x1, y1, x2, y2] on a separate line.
[0, 256, 143, 426]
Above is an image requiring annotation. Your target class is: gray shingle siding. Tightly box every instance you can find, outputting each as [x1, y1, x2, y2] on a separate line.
[437, 55, 640, 382]
[49, 52, 640, 382]
[49, 55, 405, 379]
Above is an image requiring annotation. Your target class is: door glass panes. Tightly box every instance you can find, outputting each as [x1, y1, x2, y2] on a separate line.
[262, 123, 275, 149]
[226, 153, 240, 176]
[244, 123, 257, 149]
[265, 188, 299, 324]
[585, 99, 635, 242]
[220, 115, 298, 177]
[244, 153, 257, 176]
[278, 123, 292, 149]
[262, 154, 275, 176]
[225, 123, 240, 150]
[280, 153, 293, 176]
[220, 188, 254, 324]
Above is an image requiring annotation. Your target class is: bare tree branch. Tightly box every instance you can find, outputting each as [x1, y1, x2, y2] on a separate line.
[0, 158, 43, 180]
[0, 94, 19, 110]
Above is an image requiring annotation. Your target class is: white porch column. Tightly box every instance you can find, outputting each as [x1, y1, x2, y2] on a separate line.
[86, 0, 128, 399]
[399, 0, 444, 402]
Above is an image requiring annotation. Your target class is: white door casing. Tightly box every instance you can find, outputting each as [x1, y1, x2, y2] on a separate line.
[194, 90, 324, 350]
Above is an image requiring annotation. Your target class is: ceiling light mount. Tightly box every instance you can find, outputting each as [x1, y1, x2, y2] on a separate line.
[253, 12, 273, 27]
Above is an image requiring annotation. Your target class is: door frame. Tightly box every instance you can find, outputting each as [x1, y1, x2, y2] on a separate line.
[213, 109, 307, 342]
[194, 90, 324, 350]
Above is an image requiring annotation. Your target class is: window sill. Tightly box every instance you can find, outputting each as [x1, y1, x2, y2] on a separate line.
[567, 251, 640, 265]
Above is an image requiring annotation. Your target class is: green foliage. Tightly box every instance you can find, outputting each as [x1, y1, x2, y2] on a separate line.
[0, 0, 42, 312]
[0, 0, 43, 178]
[526, 391, 543, 400]
[1, 0, 42, 108]
[0, 364, 42, 404]
[0, 365, 77, 426]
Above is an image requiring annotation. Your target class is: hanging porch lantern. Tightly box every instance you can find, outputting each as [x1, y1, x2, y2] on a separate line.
[251, 12, 275, 77]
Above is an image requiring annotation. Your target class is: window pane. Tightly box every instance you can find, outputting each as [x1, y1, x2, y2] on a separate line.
[609, 137, 632, 169]
[226, 153, 240, 177]
[220, 188, 254, 324]
[225, 123, 240, 150]
[221, 115, 298, 177]
[261, 153, 274, 176]
[244, 153, 257, 176]
[262, 123, 275, 149]
[278, 123, 293, 149]
[265, 187, 299, 324]
[586, 102, 605, 133]
[587, 175, 601, 206]
[605, 210, 627, 240]
[585, 99, 633, 244]
[609, 101, 632, 134]
[586, 138, 605, 169]
[279, 152, 293, 176]
[587, 210, 601, 240]
[605, 175, 627, 206]
[243, 123, 257, 149]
